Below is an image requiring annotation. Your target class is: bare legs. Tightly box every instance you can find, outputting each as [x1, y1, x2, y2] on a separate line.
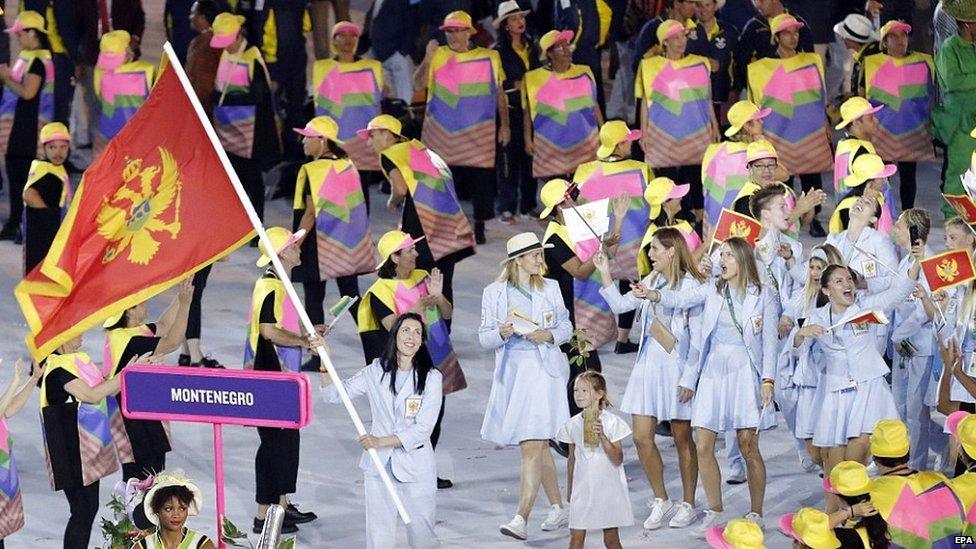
[736, 429, 766, 516]
[633, 415, 698, 504]
[516, 440, 562, 519]
[570, 528, 621, 549]
[821, 434, 871, 512]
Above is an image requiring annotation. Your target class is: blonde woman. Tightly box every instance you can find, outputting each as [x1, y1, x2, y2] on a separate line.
[480, 232, 574, 541]
[644, 237, 778, 535]
[594, 227, 706, 530]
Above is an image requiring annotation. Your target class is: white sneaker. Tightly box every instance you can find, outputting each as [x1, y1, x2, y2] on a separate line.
[743, 512, 765, 531]
[799, 455, 819, 473]
[726, 462, 747, 485]
[692, 509, 724, 539]
[540, 505, 568, 531]
[643, 498, 674, 530]
[500, 515, 527, 540]
[866, 460, 878, 477]
[669, 501, 699, 528]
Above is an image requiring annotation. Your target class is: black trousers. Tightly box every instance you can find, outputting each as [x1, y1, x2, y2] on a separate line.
[229, 154, 265, 221]
[897, 161, 918, 210]
[4, 153, 33, 227]
[123, 452, 167, 529]
[656, 165, 703, 211]
[451, 166, 496, 222]
[52, 53, 74, 124]
[617, 280, 635, 331]
[255, 427, 300, 504]
[63, 481, 100, 549]
[303, 275, 364, 363]
[496, 108, 537, 216]
[790, 173, 825, 214]
[186, 264, 212, 340]
[566, 349, 603, 417]
[431, 394, 446, 450]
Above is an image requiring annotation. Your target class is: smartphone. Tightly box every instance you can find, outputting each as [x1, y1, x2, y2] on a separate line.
[909, 225, 921, 247]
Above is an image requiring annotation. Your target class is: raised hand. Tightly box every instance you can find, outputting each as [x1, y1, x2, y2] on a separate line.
[428, 268, 444, 297]
[177, 278, 194, 304]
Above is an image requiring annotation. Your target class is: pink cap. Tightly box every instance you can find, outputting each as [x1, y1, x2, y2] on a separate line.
[948, 410, 970, 438]
[822, 475, 839, 494]
[293, 127, 321, 137]
[96, 51, 125, 70]
[667, 183, 691, 200]
[332, 21, 362, 37]
[779, 514, 800, 542]
[884, 21, 912, 37]
[705, 526, 732, 549]
[210, 32, 237, 49]
[749, 107, 772, 122]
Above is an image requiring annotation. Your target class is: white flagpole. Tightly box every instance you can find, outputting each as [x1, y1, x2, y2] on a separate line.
[161, 43, 412, 524]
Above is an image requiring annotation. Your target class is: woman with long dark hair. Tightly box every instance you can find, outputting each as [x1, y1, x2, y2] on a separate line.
[494, 1, 540, 222]
[320, 312, 443, 548]
[824, 461, 891, 548]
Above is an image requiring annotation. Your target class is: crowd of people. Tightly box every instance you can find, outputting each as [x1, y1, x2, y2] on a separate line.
[2, 0, 976, 547]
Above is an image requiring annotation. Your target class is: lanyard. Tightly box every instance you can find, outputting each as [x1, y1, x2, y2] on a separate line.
[723, 285, 745, 337]
[513, 285, 532, 301]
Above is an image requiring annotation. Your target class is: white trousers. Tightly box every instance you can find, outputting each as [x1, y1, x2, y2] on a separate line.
[892, 355, 948, 471]
[364, 462, 438, 549]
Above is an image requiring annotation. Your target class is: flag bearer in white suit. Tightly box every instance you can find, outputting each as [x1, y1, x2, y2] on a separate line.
[480, 232, 574, 541]
[593, 227, 706, 531]
[319, 312, 443, 549]
[644, 237, 779, 536]
[790, 196, 921, 509]
[889, 209, 948, 471]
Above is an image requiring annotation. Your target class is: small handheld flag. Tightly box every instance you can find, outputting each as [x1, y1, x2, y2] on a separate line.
[326, 295, 359, 330]
[713, 208, 762, 247]
[944, 194, 976, 224]
[921, 249, 976, 293]
[827, 309, 889, 331]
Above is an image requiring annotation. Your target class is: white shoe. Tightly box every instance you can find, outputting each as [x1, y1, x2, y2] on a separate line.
[692, 509, 724, 539]
[743, 512, 765, 531]
[500, 515, 527, 540]
[540, 505, 568, 531]
[866, 460, 878, 477]
[726, 462, 747, 485]
[669, 501, 699, 528]
[643, 498, 674, 530]
[799, 455, 819, 473]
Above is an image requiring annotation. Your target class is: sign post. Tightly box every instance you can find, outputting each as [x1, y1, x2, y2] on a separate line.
[121, 365, 312, 548]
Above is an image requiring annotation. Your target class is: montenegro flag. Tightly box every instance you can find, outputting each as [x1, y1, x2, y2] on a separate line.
[713, 208, 762, 247]
[943, 194, 976, 224]
[921, 248, 976, 293]
[15, 56, 255, 360]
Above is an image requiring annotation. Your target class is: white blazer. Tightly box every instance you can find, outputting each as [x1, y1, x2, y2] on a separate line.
[825, 227, 898, 296]
[479, 279, 573, 379]
[322, 360, 443, 482]
[659, 281, 779, 390]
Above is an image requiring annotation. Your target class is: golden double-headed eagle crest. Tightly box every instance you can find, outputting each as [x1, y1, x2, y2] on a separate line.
[730, 220, 752, 239]
[937, 258, 960, 283]
[96, 147, 182, 265]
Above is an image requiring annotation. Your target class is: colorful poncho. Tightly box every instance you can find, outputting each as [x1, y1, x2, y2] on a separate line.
[0, 49, 54, 156]
[702, 141, 750, 229]
[40, 352, 123, 491]
[523, 65, 600, 177]
[0, 418, 23, 539]
[213, 46, 269, 160]
[312, 58, 384, 171]
[93, 60, 156, 157]
[357, 269, 467, 394]
[872, 473, 965, 549]
[635, 54, 714, 168]
[294, 158, 376, 279]
[747, 54, 832, 175]
[421, 47, 503, 168]
[864, 52, 936, 162]
[244, 275, 302, 373]
[381, 140, 475, 261]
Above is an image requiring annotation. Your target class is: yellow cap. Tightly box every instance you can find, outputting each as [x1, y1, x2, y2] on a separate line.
[439, 10, 474, 30]
[770, 13, 805, 34]
[656, 19, 686, 43]
[828, 461, 873, 496]
[210, 13, 245, 48]
[843, 153, 897, 188]
[785, 508, 841, 549]
[880, 20, 912, 43]
[375, 230, 425, 270]
[644, 176, 690, 219]
[6, 10, 46, 34]
[706, 518, 765, 549]
[40, 122, 70, 145]
[99, 30, 131, 55]
[539, 29, 575, 60]
[725, 101, 771, 138]
[870, 419, 910, 458]
[948, 411, 976, 459]
[746, 140, 778, 164]
[293, 116, 341, 142]
[257, 227, 305, 267]
[539, 178, 571, 218]
[357, 114, 403, 140]
[835, 96, 884, 129]
[596, 120, 641, 158]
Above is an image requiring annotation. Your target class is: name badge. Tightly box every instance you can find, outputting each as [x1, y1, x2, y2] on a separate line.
[757, 242, 770, 257]
[861, 259, 877, 279]
[751, 315, 763, 335]
[851, 322, 870, 336]
[405, 396, 423, 419]
[543, 310, 554, 329]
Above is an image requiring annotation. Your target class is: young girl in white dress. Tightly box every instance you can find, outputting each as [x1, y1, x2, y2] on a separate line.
[594, 227, 705, 530]
[645, 237, 778, 535]
[557, 371, 633, 549]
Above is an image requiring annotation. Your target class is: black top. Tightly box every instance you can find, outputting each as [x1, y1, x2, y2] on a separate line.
[44, 367, 77, 407]
[24, 172, 64, 274]
[110, 323, 171, 461]
[834, 526, 868, 548]
[8, 57, 47, 157]
[702, 20, 740, 103]
[112, 323, 159, 377]
[544, 232, 577, 326]
[731, 12, 814, 93]
[253, 273, 282, 372]
[631, 16, 710, 76]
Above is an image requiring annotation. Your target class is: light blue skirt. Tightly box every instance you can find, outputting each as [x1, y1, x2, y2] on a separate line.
[620, 341, 692, 421]
[481, 348, 569, 446]
[812, 376, 898, 448]
[692, 344, 775, 432]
